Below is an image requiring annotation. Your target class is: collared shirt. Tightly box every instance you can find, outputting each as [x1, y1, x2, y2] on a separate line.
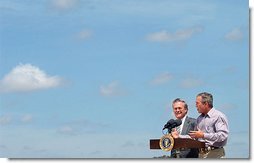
[178, 115, 187, 134]
[197, 108, 229, 147]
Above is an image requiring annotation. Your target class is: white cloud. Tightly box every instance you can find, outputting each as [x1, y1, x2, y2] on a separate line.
[0, 115, 12, 125]
[21, 114, 33, 123]
[100, 81, 125, 97]
[146, 26, 203, 42]
[150, 72, 173, 85]
[77, 29, 93, 40]
[51, 0, 79, 10]
[58, 125, 74, 135]
[225, 28, 243, 41]
[57, 119, 108, 135]
[146, 30, 172, 42]
[0, 63, 63, 93]
[180, 78, 203, 88]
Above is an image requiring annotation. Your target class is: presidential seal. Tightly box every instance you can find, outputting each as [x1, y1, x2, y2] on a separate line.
[159, 134, 174, 151]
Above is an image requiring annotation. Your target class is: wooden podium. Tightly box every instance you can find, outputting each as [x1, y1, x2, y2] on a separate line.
[150, 138, 205, 150]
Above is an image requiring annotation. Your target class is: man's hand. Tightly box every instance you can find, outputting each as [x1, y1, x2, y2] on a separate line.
[171, 128, 179, 138]
[189, 129, 204, 139]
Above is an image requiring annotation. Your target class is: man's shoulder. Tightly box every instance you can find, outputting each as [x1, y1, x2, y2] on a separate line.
[211, 108, 228, 119]
[186, 116, 196, 123]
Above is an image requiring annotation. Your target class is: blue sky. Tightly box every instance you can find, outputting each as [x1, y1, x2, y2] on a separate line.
[0, 0, 250, 158]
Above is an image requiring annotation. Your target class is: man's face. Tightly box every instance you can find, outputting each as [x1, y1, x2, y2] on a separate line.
[173, 101, 187, 119]
[196, 96, 206, 114]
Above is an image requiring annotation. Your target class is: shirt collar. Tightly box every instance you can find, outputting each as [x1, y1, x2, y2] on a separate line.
[180, 114, 187, 123]
[206, 108, 215, 118]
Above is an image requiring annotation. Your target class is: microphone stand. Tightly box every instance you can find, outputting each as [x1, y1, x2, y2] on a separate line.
[166, 127, 180, 158]
[175, 149, 180, 158]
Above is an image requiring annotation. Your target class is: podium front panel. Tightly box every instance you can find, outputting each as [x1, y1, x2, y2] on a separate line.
[150, 138, 205, 150]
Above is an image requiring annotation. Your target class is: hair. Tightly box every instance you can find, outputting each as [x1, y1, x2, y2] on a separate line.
[172, 98, 188, 110]
[197, 92, 213, 108]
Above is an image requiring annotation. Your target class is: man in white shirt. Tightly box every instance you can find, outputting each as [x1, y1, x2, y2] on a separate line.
[170, 98, 199, 158]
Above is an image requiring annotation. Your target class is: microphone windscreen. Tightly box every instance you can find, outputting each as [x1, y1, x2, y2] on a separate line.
[168, 119, 175, 124]
[175, 119, 182, 125]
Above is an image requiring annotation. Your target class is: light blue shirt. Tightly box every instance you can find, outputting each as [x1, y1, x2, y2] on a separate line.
[197, 108, 229, 147]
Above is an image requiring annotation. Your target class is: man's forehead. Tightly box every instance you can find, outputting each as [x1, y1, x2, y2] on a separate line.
[173, 101, 184, 106]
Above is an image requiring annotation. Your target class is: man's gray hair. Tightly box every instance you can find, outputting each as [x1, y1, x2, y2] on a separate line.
[197, 92, 213, 108]
[172, 98, 188, 110]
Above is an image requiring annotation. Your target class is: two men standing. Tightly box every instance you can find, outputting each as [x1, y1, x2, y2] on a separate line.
[168, 92, 229, 158]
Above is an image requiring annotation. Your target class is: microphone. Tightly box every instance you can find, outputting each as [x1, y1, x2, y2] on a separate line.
[163, 119, 175, 130]
[171, 119, 182, 128]
[163, 119, 182, 130]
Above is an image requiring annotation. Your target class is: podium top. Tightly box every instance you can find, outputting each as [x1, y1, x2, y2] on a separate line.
[150, 138, 205, 150]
